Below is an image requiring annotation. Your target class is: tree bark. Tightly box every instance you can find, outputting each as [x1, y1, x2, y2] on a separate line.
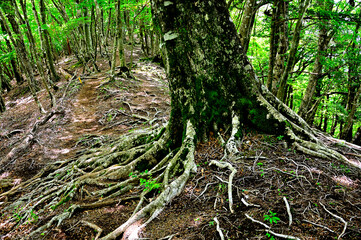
[341, 85, 361, 141]
[239, 0, 256, 54]
[152, 0, 286, 143]
[273, 0, 288, 99]
[266, 2, 279, 91]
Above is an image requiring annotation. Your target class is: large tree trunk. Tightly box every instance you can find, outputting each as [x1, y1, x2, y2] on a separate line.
[152, 0, 280, 144]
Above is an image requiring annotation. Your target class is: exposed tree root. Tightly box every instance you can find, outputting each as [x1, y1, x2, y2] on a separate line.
[0, 121, 197, 239]
[256, 84, 361, 170]
[0, 107, 65, 171]
[213, 217, 225, 240]
[81, 220, 103, 240]
[1, 77, 361, 239]
[209, 160, 236, 213]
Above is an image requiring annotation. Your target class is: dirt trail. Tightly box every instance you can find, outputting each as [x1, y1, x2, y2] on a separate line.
[0, 48, 169, 180]
[59, 75, 106, 144]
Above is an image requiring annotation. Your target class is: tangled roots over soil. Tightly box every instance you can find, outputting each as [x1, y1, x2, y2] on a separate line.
[0, 121, 198, 239]
[1, 86, 361, 239]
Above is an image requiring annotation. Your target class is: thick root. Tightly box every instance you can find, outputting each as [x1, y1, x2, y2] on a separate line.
[257, 85, 361, 170]
[100, 120, 197, 239]
[0, 121, 198, 240]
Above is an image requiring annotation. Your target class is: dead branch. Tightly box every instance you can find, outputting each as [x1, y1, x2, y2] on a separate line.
[320, 202, 348, 240]
[283, 196, 292, 227]
[213, 217, 224, 240]
[0, 107, 64, 171]
[302, 219, 335, 233]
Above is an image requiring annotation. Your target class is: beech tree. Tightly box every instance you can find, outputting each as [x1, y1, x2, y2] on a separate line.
[1, 0, 361, 239]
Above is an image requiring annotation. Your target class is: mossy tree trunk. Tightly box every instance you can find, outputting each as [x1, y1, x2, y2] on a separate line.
[152, 0, 359, 168]
[152, 0, 279, 145]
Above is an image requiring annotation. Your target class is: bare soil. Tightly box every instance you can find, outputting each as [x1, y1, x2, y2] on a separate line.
[0, 45, 360, 240]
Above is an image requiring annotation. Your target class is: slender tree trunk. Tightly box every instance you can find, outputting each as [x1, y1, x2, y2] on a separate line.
[0, 19, 24, 84]
[352, 126, 361, 145]
[51, 0, 69, 22]
[0, 5, 45, 113]
[341, 85, 361, 141]
[330, 115, 338, 136]
[26, 0, 57, 107]
[276, 0, 311, 101]
[266, 2, 279, 91]
[323, 95, 329, 132]
[110, 0, 121, 79]
[0, 70, 5, 112]
[298, 0, 333, 122]
[39, 0, 60, 82]
[273, 0, 288, 99]
[239, 0, 256, 54]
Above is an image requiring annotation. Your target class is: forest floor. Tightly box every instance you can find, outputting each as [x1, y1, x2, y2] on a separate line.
[0, 45, 361, 240]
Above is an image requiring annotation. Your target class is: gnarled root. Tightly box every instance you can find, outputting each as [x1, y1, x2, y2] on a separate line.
[257, 85, 361, 170]
[100, 120, 197, 239]
[0, 121, 197, 240]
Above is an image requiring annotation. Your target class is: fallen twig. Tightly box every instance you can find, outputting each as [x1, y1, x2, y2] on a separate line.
[320, 202, 347, 240]
[0, 129, 24, 139]
[283, 196, 292, 227]
[302, 219, 335, 233]
[213, 217, 224, 240]
[245, 213, 270, 229]
[241, 197, 260, 208]
[265, 229, 301, 240]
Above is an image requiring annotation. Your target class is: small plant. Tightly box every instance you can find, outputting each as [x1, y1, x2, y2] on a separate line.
[26, 209, 38, 224]
[276, 135, 284, 141]
[13, 206, 23, 222]
[129, 172, 137, 178]
[260, 169, 265, 177]
[218, 183, 227, 194]
[209, 220, 215, 226]
[266, 232, 275, 240]
[264, 211, 280, 224]
[107, 112, 115, 122]
[139, 171, 161, 192]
